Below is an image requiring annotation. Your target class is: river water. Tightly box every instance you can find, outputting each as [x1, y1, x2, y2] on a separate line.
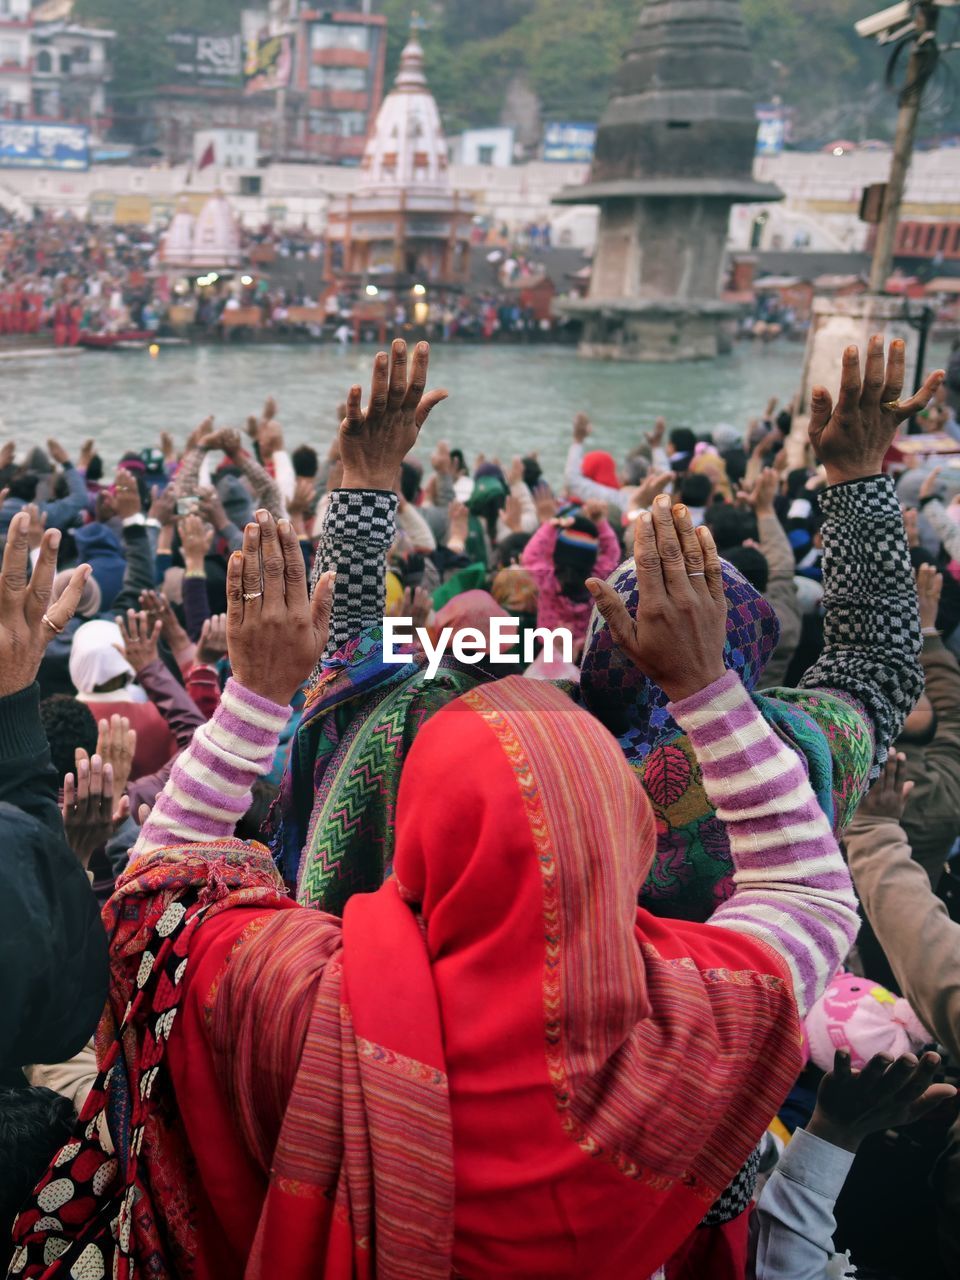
[0, 340, 950, 482]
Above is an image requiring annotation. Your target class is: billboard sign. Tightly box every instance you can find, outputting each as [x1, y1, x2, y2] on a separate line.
[543, 122, 596, 163]
[244, 33, 292, 94]
[755, 104, 787, 157]
[166, 31, 244, 87]
[0, 122, 89, 171]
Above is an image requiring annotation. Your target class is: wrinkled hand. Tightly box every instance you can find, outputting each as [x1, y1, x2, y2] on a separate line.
[76, 713, 137, 808]
[633, 470, 675, 511]
[115, 607, 162, 673]
[226, 510, 335, 705]
[0, 513, 90, 698]
[533, 482, 556, 524]
[115, 468, 142, 520]
[808, 1049, 955, 1154]
[139, 589, 194, 662]
[149, 483, 178, 527]
[858, 749, 915, 822]
[919, 466, 942, 503]
[197, 612, 228, 665]
[62, 755, 116, 868]
[810, 337, 944, 486]
[737, 466, 780, 515]
[46, 438, 70, 467]
[586, 495, 728, 702]
[205, 427, 243, 459]
[917, 562, 942, 631]
[178, 513, 213, 570]
[339, 340, 448, 491]
[197, 486, 229, 531]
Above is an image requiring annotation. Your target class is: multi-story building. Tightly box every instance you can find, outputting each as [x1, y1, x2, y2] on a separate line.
[31, 13, 114, 131]
[294, 7, 387, 164]
[0, 0, 33, 119]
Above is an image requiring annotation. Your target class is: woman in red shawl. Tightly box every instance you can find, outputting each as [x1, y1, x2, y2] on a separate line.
[13, 522, 856, 1273]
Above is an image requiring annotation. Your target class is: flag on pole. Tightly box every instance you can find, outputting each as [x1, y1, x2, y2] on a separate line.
[197, 141, 216, 170]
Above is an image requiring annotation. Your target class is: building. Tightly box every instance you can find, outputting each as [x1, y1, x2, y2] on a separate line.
[193, 127, 259, 170]
[555, 0, 782, 362]
[31, 7, 114, 132]
[0, 0, 33, 119]
[324, 30, 473, 290]
[294, 7, 387, 164]
[449, 127, 515, 168]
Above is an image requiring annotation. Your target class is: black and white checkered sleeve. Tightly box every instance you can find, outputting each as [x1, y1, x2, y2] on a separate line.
[798, 474, 923, 775]
[311, 489, 398, 655]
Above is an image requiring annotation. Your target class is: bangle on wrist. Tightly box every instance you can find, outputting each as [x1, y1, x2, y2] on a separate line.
[922, 626, 941, 637]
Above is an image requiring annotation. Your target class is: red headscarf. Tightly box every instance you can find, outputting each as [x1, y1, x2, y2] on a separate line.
[14, 681, 801, 1280]
[582, 449, 620, 490]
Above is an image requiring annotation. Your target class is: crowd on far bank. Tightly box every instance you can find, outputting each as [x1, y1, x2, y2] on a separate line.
[2, 334, 960, 1279]
[0, 209, 560, 347]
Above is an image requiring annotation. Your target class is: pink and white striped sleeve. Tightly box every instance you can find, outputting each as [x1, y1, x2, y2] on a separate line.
[133, 678, 289, 857]
[669, 671, 859, 1015]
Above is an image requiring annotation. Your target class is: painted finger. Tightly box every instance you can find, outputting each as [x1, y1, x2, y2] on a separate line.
[368, 351, 390, 419]
[880, 337, 907, 406]
[860, 334, 886, 409]
[651, 494, 690, 594]
[632, 510, 667, 608]
[836, 345, 862, 419]
[342, 384, 363, 433]
[672, 504, 704, 577]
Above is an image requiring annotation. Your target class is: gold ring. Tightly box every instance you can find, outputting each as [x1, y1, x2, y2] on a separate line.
[882, 399, 902, 413]
[41, 613, 64, 635]
[242, 591, 263, 602]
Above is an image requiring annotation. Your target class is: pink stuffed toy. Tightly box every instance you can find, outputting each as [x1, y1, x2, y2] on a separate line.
[804, 971, 930, 1072]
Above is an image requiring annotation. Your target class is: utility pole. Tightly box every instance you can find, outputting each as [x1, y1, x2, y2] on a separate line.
[868, 2, 940, 293]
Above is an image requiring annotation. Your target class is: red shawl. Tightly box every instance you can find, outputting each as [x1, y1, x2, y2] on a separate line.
[13, 679, 801, 1280]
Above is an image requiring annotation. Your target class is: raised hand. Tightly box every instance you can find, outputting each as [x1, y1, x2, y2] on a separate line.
[810, 337, 945, 486]
[582, 498, 608, 524]
[808, 1048, 956, 1154]
[178, 513, 213, 572]
[339, 339, 448, 491]
[446, 500, 469, 548]
[23, 503, 47, 551]
[586, 495, 728, 702]
[46, 439, 70, 467]
[197, 612, 228, 665]
[79, 438, 97, 469]
[919, 466, 942, 503]
[186, 415, 215, 452]
[115, 607, 162, 673]
[917, 562, 943, 631]
[114, 468, 142, 520]
[0, 441, 15, 469]
[737, 466, 780, 516]
[533, 482, 556, 524]
[77, 713, 137, 806]
[0, 513, 90, 698]
[197, 486, 229, 532]
[62, 754, 115, 869]
[572, 413, 591, 443]
[226, 510, 335, 705]
[159, 430, 176, 462]
[503, 493, 524, 533]
[858, 749, 915, 822]
[632, 470, 675, 511]
[139, 590, 194, 667]
[149, 483, 178, 528]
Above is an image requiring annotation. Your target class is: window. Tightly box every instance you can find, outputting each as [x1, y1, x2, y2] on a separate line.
[310, 23, 369, 52]
[0, 39, 22, 66]
[35, 49, 53, 73]
[60, 53, 71, 73]
[72, 45, 90, 64]
[477, 145, 495, 166]
[308, 109, 367, 138]
[309, 65, 367, 91]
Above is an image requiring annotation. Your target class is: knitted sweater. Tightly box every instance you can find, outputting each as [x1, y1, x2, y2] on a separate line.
[135, 670, 858, 1018]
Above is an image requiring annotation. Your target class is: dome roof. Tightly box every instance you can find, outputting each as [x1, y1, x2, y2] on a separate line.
[190, 191, 242, 266]
[359, 35, 449, 193]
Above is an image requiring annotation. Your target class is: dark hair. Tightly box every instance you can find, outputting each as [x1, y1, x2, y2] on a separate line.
[725, 545, 769, 594]
[399, 460, 422, 504]
[669, 428, 696, 457]
[235, 778, 279, 842]
[679, 474, 713, 507]
[85, 454, 104, 483]
[776, 410, 793, 435]
[39, 695, 98, 785]
[521, 456, 542, 490]
[705, 504, 757, 551]
[9, 470, 38, 503]
[719, 446, 747, 486]
[449, 448, 467, 476]
[0, 1085, 76, 1257]
[786, 468, 811, 500]
[494, 531, 531, 568]
[291, 445, 318, 479]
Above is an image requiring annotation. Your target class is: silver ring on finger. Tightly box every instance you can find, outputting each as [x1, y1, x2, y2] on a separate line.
[688, 572, 706, 579]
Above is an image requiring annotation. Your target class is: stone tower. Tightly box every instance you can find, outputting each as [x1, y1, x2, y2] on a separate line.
[555, 0, 781, 361]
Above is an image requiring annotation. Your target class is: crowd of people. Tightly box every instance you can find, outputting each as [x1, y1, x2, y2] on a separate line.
[2, 334, 960, 1280]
